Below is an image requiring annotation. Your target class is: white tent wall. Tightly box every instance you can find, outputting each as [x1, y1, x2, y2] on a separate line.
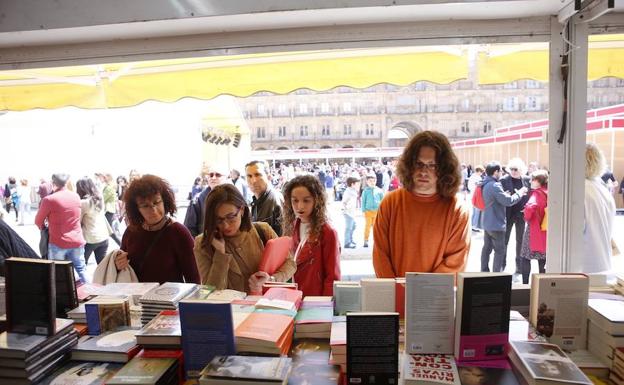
[1, 0, 624, 273]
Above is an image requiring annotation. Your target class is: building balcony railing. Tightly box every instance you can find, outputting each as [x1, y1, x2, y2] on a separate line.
[272, 110, 291, 118]
[386, 106, 423, 114]
[431, 105, 455, 113]
[315, 108, 336, 116]
[252, 131, 382, 142]
[456, 106, 477, 113]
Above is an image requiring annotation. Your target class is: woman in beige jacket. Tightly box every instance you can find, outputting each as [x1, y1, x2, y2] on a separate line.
[194, 184, 296, 294]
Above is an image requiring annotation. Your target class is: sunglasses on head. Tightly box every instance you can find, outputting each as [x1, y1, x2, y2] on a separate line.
[208, 173, 223, 178]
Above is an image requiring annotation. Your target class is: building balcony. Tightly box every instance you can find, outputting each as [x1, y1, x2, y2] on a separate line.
[386, 106, 422, 114]
[315, 108, 336, 116]
[272, 109, 292, 118]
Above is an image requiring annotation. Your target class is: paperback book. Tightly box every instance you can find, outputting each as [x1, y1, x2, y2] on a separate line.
[71, 327, 141, 363]
[199, 355, 292, 385]
[403, 353, 461, 385]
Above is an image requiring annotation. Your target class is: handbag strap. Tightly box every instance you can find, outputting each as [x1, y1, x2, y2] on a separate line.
[134, 219, 171, 276]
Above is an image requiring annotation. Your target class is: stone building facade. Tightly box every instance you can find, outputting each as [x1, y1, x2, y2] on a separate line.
[241, 77, 624, 151]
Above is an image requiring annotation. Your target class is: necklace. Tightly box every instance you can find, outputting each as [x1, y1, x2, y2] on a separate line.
[142, 216, 169, 231]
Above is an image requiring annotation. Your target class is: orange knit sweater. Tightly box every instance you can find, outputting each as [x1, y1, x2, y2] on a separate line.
[372, 188, 470, 277]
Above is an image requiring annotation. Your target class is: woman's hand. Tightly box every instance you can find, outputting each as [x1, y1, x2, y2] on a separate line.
[249, 271, 271, 294]
[114, 250, 130, 271]
[211, 236, 226, 254]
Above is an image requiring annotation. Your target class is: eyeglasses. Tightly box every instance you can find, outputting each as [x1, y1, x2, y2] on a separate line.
[216, 207, 242, 226]
[510, 168, 519, 172]
[208, 173, 223, 178]
[414, 161, 438, 172]
[137, 199, 163, 210]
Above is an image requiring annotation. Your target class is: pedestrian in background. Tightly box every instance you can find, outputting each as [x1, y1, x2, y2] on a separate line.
[361, 173, 383, 248]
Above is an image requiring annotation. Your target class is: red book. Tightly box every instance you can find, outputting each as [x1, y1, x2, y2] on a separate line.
[263, 287, 303, 310]
[261, 282, 298, 294]
[139, 348, 184, 384]
[258, 236, 293, 275]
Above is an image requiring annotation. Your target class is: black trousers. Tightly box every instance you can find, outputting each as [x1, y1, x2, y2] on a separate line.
[84, 239, 109, 265]
[504, 211, 525, 273]
[105, 211, 122, 246]
[521, 258, 546, 284]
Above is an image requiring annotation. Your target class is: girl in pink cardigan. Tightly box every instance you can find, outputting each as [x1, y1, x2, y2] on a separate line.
[520, 170, 548, 284]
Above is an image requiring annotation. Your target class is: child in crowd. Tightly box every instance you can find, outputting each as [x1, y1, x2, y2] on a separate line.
[361, 174, 384, 248]
[282, 175, 341, 296]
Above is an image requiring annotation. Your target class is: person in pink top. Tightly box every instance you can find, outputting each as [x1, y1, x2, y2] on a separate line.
[519, 170, 548, 284]
[35, 173, 87, 283]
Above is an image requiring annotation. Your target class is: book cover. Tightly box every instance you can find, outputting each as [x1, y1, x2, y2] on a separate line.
[457, 360, 521, 385]
[406, 273, 455, 354]
[509, 341, 592, 385]
[5, 257, 56, 336]
[395, 278, 406, 319]
[85, 299, 130, 335]
[263, 287, 303, 309]
[529, 274, 589, 350]
[139, 282, 198, 305]
[262, 281, 298, 294]
[39, 361, 124, 385]
[588, 298, 624, 335]
[346, 312, 399, 385]
[403, 353, 461, 385]
[333, 282, 361, 316]
[138, 348, 184, 384]
[178, 300, 236, 378]
[0, 318, 74, 359]
[330, 317, 347, 355]
[93, 282, 159, 306]
[106, 355, 177, 385]
[178, 285, 216, 301]
[200, 355, 292, 382]
[204, 289, 247, 303]
[54, 260, 78, 319]
[235, 312, 294, 346]
[258, 236, 293, 275]
[301, 296, 334, 309]
[135, 310, 181, 346]
[360, 278, 395, 312]
[71, 327, 141, 363]
[454, 273, 512, 362]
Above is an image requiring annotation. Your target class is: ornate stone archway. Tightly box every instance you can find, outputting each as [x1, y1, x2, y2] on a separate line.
[388, 121, 422, 147]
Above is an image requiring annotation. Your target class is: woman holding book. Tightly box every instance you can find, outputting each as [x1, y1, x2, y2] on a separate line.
[194, 184, 295, 293]
[113, 175, 200, 284]
[519, 170, 548, 284]
[282, 175, 340, 296]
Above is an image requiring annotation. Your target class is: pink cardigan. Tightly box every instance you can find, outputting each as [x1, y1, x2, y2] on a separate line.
[523, 187, 548, 254]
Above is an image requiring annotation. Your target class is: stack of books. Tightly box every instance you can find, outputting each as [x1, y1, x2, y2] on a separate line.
[255, 288, 303, 312]
[66, 295, 129, 324]
[612, 347, 624, 384]
[71, 327, 141, 363]
[235, 310, 294, 356]
[294, 296, 334, 339]
[38, 361, 124, 384]
[135, 310, 181, 349]
[199, 355, 293, 385]
[92, 282, 160, 306]
[329, 316, 346, 371]
[587, 296, 624, 368]
[0, 318, 78, 384]
[139, 283, 198, 326]
[85, 297, 130, 335]
[508, 340, 592, 385]
[566, 349, 610, 380]
[615, 275, 624, 296]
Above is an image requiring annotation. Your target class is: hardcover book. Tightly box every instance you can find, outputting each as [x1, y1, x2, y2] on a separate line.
[39, 361, 124, 385]
[346, 312, 399, 385]
[85, 298, 130, 335]
[106, 354, 178, 385]
[71, 327, 141, 363]
[54, 260, 79, 319]
[135, 310, 181, 347]
[587, 298, 624, 335]
[508, 340, 592, 385]
[403, 353, 461, 385]
[139, 282, 198, 305]
[200, 355, 292, 385]
[454, 273, 512, 362]
[93, 282, 159, 306]
[178, 300, 236, 378]
[529, 274, 589, 350]
[258, 236, 293, 275]
[0, 318, 74, 359]
[360, 278, 395, 312]
[405, 273, 455, 354]
[5, 257, 56, 336]
[178, 285, 216, 302]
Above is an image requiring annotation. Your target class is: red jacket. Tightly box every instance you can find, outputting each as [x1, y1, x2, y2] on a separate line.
[292, 219, 341, 297]
[523, 187, 547, 254]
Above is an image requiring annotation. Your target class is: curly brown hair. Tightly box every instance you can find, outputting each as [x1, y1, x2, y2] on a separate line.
[123, 174, 177, 228]
[201, 184, 252, 249]
[396, 130, 462, 199]
[281, 175, 328, 243]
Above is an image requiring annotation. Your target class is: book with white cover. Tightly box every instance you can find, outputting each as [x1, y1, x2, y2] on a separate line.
[333, 281, 361, 316]
[529, 274, 589, 351]
[139, 282, 198, 305]
[360, 278, 395, 312]
[403, 353, 461, 385]
[587, 298, 624, 335]
[508, 340, 592, 385]
[204, 289, 247, 303]
[95, 282, 159, 306]
[405, 273, 454, 354]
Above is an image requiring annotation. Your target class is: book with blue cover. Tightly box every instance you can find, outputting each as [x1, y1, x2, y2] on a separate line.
[179, 300, 236, 379]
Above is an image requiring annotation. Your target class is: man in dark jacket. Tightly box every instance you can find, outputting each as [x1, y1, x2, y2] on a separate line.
[0, 218, 40, 276]
[481, 162, 527, 273]
[246, 160, 284, 236]
[183, 166, 227, 237]
[499, 158, 531, 276]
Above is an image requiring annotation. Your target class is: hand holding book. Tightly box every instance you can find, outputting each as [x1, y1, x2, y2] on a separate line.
[249, 271, 272, 295]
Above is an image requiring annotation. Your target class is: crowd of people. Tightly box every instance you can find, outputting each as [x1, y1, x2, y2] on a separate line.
[0, 131, 619, 292]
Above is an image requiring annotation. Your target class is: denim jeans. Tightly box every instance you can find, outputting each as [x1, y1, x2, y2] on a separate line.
[481, 230, 506, 272]
[344, 213, 356, 246]
[48, 243, 88, 283]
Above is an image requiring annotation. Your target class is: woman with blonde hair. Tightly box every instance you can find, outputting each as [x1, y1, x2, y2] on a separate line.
[576, 143, 616, 273]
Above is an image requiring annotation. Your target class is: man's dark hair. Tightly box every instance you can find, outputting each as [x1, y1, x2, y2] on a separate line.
[244, 160, 269, 171]
[485, 162, 501, 176]
[395, 130, 461, 199]
[346, 177, 359, 187]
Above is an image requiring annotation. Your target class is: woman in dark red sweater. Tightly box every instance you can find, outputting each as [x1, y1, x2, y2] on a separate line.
[114, 175, 200, 284]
